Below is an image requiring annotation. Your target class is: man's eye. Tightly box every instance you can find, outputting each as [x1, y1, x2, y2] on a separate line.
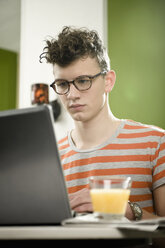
[56, 81, 68, 87]
[77, 78, 90, 84]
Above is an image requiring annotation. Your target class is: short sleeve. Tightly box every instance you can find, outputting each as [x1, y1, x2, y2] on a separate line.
[152, 132, 165, 190]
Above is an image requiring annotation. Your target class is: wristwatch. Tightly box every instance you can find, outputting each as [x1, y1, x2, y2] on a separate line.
[128, 201, 143, 221]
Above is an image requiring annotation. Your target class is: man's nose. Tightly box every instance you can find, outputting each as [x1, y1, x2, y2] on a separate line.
[66, 83, 80, 99]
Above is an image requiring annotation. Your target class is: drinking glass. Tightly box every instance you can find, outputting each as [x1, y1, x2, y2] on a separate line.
[89, 176, 131, 220]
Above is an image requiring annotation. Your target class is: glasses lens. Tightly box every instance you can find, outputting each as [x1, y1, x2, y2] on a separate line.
[75, 77, 91, 91]
[54, 80, 69, 94]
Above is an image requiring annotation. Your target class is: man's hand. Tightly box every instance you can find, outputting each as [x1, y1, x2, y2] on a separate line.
[69, 188, 93, 213]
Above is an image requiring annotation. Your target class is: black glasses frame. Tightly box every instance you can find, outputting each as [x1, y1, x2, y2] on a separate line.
[50, 71, 107, 95]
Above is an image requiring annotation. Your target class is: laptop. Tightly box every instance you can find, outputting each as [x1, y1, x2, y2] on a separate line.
[0, 105, 72, 225]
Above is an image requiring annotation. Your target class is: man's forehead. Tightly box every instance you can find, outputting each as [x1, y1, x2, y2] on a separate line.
[53, 57, 100, 79]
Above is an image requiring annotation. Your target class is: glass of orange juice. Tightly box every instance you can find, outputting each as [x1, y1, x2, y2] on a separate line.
[89, 176, 131, 220]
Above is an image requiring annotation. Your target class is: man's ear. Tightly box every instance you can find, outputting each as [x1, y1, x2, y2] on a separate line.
[105, 70, 116, 93]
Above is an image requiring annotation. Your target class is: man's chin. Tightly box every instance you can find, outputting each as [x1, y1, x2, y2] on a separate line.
[70, 113, 86, 122]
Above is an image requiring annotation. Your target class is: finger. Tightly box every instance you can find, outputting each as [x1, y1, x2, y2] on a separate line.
[69, 188, 89, 200]
[70, 195, 90, 209]
[73, 203, 93, 213]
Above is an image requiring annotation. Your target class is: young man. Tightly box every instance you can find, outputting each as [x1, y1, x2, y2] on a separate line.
[40, 26, 165, 221]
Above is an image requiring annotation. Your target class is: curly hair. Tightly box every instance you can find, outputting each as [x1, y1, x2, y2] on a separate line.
[39, 26, 110, 71]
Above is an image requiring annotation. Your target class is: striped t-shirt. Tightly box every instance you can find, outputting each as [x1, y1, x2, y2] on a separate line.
[58, 119, 165, 213]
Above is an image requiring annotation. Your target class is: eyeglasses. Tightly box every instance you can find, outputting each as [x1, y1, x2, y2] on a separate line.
[50, 71, 107, 95]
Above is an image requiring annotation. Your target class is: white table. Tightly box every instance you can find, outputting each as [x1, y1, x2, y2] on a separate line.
[0, 225, 164, 240]
[0, 224, 165, 248]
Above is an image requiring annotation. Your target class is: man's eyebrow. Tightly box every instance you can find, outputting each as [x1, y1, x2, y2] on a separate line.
[55, 74, 91, 81]
[54, 78, 69, 81]
[76, 74, 91, 78]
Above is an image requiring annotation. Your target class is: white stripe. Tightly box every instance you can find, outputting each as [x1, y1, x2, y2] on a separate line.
[63, 161, 152, 176]
[62, 149, 155, 164]
[113, 136, 161, 144]
[153, 178, 165, 190]
[130, 188, 152, 195]
[137, 200, 153, 208]
[120, 127, 155, 134]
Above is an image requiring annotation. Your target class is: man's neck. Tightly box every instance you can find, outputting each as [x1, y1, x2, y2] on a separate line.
[71, 106, 121, 150]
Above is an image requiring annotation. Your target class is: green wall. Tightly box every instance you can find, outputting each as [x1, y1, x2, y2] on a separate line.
[0, 49, 17, 111]
[108, 0, 165, 129]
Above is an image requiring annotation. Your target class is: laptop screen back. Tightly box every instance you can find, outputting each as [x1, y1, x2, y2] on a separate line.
[0, 105, 72, 225]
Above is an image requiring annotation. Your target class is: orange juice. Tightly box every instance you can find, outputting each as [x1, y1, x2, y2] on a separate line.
[90, 188, 130, 215]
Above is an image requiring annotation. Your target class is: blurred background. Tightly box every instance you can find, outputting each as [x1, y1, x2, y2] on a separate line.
[0, 0, 164, 140]
[108, 0, 165, 129]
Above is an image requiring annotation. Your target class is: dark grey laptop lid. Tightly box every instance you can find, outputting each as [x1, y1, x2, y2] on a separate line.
[0, 105, 72, 225]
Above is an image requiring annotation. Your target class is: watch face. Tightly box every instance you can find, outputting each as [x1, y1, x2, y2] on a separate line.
[135, 205, 141, 213]
[129, 201, 143, 220]
[134, 203, 142, 219]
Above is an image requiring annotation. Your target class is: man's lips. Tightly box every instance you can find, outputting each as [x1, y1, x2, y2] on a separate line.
[69, 104, 85, 111]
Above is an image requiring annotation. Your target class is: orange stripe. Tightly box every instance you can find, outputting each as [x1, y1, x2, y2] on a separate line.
[151, 148, 165, 165]
[118, 130, 163, 139]
[160, 142, 165, 151]
[58, 136, 68, 144]
[102, 142, 158, 150]
[130, 194, 152, 202]
[126, 120, 164, 131]
[153, 170, 165, 183]
[65, 168, 152, 181]
[61, 150, 77, 160]
[151, 149, 159, 162]
[157, 156, 165, 166]
[124, 124, 148, 129]
[63, 155, 150, 170]
[67, 184, 88, 194]
[131, 181, 152, 188]
[58, 143, 70, 150]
